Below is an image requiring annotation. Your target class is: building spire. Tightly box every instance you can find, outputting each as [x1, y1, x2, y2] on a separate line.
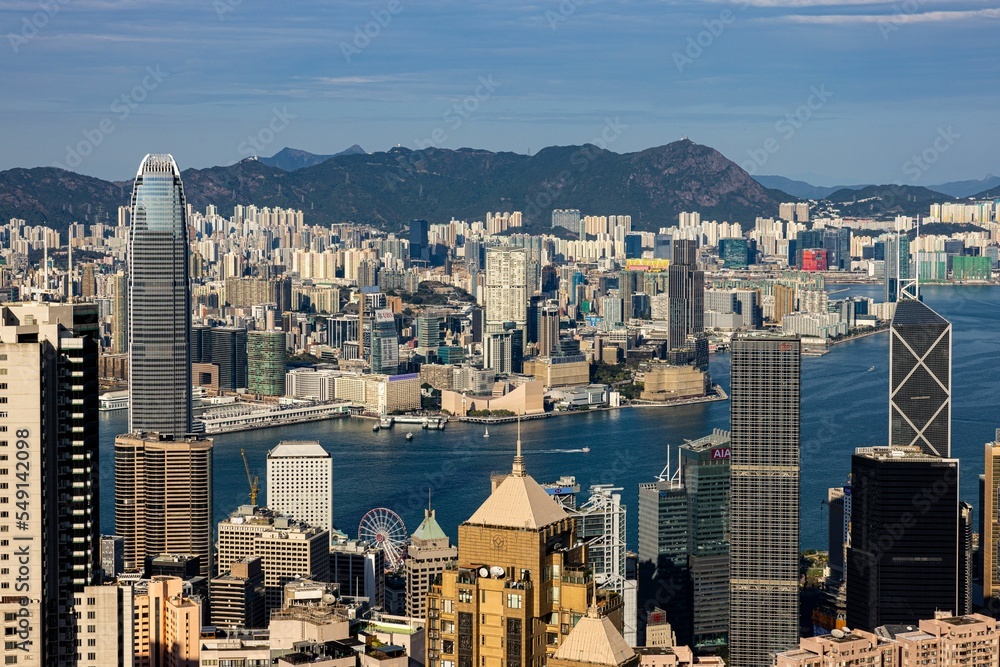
[513, 416, 526, 477]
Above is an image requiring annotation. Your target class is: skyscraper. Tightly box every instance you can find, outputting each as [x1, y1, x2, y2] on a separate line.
[128, 153, 192, 435]
[247, 330, 287, 396]
[404, 504, 457, 620]
[884, 234, 911, 303]
[982, 432, 1000, 609]
[212, 326, 248, 391]
[729, 335, 801, 667]
[267, 440, 334, 541]
[846, 446, 960, 629]
[0, 303, 100, 665]
[889, 299, 951, 457]
[409, 218, 429, 261]
[115, 432, 214, 579]
[666, 240, 704, 351]
[484, 247, 529, 345]
[110, 271, 128, 354]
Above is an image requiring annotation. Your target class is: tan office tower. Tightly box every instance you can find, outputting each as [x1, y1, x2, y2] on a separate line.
[266, 440, 333, 539]
[0, 303, 101, 667]
[405, 505, 457, 619]
[983, 431, 1000, 607]
[74, 584, 135, 667]
[425, 428, 607, 667]
[115, 432, 214, 579]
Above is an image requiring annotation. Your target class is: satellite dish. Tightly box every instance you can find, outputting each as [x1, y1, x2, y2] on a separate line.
[842, 628, 851, 634]
[322, 594, 336, 603]
[478, 567, 490, 578]
[490, 566, 505, 579]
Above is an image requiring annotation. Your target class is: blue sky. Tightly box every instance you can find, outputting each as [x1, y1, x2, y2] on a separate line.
[2, 0, 997, 184]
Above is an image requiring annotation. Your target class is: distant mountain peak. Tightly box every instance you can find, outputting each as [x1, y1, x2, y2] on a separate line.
[259, 145, 367, 171]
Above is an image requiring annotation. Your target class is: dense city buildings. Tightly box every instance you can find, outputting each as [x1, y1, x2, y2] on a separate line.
[114, 432, 214, 579]
[127, 154, 192, 435]
[728, 335, 801, 667]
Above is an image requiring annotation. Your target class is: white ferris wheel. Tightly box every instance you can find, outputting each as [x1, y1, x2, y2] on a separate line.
[358, 508, 408, 570]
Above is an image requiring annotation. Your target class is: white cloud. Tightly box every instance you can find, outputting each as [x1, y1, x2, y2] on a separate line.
[775, 7, 1000, 22]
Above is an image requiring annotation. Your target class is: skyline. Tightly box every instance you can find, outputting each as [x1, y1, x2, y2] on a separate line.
[2, 0, 998, 183]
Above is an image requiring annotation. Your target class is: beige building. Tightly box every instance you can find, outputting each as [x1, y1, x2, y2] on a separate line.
[270, 580, 352, 650]
[639, 365, 707, 401]
[776, 614, 1000, 667]
[362, 373, 421, 414]
[983, 432, 1000, 607]
[74, 584, 135, 667]
[267, 440, 334, 542]
[217, 505, 331, 615]
[440, 380, 545, 416]
[425, 432, 605, 667]
[133, 576, 203, 667]
[115, 432, 214, 579]
[549, 607, 639, 667]
[405, 507, 458, 620]
[522, 356, 590, 389]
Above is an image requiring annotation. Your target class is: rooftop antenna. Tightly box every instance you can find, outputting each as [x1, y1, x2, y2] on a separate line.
[656, 444, 682, 488]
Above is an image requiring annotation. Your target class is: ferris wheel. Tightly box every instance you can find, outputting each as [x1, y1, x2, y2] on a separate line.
[358, 508, 408, 570]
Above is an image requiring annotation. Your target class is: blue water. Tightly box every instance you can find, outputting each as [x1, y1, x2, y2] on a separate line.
[97, 284, 1000, 551]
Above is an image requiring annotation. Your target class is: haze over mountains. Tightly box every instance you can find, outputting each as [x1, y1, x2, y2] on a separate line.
[0, 140, 995, 234]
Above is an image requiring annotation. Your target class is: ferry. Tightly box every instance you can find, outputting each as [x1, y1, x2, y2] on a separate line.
[582, 446, 591, 453]
[99, 391, 129, 412]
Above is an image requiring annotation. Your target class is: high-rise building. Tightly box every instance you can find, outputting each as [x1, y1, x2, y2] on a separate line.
[982, 431, 1000, 609]
[217, 505, 331, 615]
[247, 329, 287, 396]
[212, 326, 248, 391]
[552, 208, 582, 233]
[73, 583, 135, 667]
[884, 234, 912, 303]
[267, 440, 334, 541]
[666, 241, 704, 351]
[115, 432, 214, 579]
[211, 556, 267, 629]
[0, 303, 101, 665]
[409, 219, 430, 261]
[132, 576, 203, 665]
[425, 430, 605, 667]
[846, 446, 961, 630]
[404, 505, 457, 620]
[330, 536, 385, 609]
[110, 271, 128, 354]
[485, 247, 529, 344]
[889, 299, 951, 457]
[729, 335, 801, 667]
[128, 154, 192, 435]
[368, 309, 399, 375]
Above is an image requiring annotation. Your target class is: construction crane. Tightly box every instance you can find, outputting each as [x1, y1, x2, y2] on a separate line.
[241, 449, 260, 506]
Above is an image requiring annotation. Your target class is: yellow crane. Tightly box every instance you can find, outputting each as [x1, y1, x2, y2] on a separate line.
[241, 449, 260, 506]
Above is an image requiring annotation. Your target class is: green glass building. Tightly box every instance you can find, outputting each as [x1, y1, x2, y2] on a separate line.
[247, 330, 287, 396]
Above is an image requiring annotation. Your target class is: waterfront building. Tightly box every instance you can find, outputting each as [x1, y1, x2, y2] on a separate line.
[115, 432, 214, 579]
[425, 429, 606, 667]
[267, 440, 334, 542]
[128, 153, 192, 435]
[0, 303, 101, 665]
[666, 240, 704, 351]
[217, 505, 331, 616]
[846, 446, 962, 630]
[729, 335, 801, 667]
[405, 505, 458, 620]
[212, 326, 248, 391]
[889, 298, 951, 457]
[369, 309, 400, 375]
[247, 329, 287, 395]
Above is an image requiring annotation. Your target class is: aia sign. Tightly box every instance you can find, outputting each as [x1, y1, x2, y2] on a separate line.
[711, 447, 731, 460]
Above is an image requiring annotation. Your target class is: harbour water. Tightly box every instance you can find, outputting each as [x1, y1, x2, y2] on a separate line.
[97, 284, 1000, 551]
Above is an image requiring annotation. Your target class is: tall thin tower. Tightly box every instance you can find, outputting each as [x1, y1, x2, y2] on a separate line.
[128, 154, 191, 434]
[729, 334, 801, 667]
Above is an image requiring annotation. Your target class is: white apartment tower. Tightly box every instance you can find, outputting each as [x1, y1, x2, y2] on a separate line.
[484, 247, 529, 338]
[267, 440, 334, 540]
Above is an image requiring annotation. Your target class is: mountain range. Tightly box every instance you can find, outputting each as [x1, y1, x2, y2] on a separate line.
[755, 174, 1000, 200]
[0, 141, 994, 235]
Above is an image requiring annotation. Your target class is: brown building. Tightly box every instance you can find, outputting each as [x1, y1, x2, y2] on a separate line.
[115, 432, 214, 579]
[773, 284, 796, 325]
[133, 576, 203, 667]
[425, 428, 608, 667]
[639, 365, 707, 401]
[983, 434, 1000, 608]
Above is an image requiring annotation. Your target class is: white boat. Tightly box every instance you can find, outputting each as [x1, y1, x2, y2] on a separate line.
[405, 432, 413, 441]
[372, 424, 380, 432]
[483, 426, 490, 438]
[868, 366, 876, 372]
[582, 446, 591, 453]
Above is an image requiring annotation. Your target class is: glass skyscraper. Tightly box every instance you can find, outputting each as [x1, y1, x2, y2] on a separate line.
[729, 335, 801, 667]
[128, 154, 192, 434]
[889, 299, 951, 457]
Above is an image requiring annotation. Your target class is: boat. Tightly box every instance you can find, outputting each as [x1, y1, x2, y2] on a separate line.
[483, 426, 490, 439]
[372, 424, 380, 432]
[405, 432, 413, 441]
[868, 366, 876, 372]
[582, 446, 591, 453]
